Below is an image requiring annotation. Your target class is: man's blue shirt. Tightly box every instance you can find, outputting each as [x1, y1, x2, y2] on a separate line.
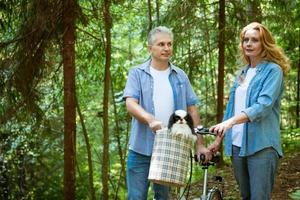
[123, 59, 199, 156]
[224, 61, 284, 157]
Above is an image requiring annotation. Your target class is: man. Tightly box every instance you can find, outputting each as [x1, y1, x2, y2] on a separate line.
[123, 26, 211, 200]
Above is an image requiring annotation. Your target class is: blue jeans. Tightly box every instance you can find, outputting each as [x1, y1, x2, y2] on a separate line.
[126, 150, 169, 200]
[232, 146, 279, 200]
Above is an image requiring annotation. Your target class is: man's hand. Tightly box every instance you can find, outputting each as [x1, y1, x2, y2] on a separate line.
[196, 144, 212, 163]
[148, 120, 164, 133]
[126, 98, 165, 133]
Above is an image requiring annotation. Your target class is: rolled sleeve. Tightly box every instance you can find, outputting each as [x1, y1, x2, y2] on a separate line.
[123, 68, 140, 101]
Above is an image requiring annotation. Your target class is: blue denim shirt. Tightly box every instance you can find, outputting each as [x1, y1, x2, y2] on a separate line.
[224, 61, 284, 157]
[123, 59, 199, 156]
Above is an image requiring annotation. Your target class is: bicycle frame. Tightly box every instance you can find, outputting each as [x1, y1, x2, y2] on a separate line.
[193, 127, 223, 200]
[201, 167, 209, 199]
[193, 158, 223, 200]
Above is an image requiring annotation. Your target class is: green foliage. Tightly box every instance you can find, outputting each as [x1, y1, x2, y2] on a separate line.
[0, 0, 299, 199]
[290, 189, 300, 200]
[281, 128, 300, 154]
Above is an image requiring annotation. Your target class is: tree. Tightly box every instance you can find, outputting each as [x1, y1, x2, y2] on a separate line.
[62, 0, 76, 199]
[216, 0, 225, 166]
[217, 0, 225, 124]
[297, 44, 300, 127]
[147, 0, 153, 33]
[0, 0, 299, 198]
[76, 98, 96, 200]
[101, 0, 112, 198]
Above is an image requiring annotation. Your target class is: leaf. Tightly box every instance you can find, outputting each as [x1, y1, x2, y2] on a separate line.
[289, 189, 300, 200]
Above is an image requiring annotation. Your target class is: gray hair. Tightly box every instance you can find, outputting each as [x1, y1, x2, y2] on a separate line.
[147, 26, 173, 45]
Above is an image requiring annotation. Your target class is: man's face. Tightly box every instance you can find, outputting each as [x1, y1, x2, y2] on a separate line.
[148, 33, 173, 62]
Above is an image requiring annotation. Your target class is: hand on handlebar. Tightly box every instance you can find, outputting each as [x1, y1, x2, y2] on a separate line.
[196, 145, 213, 163]
[209, 118, 234, 137]
[194, 125, 216, 136]
[197, 152, 221, 164]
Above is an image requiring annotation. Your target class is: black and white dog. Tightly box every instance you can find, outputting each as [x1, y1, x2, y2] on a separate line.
[168, 110, 195, 137]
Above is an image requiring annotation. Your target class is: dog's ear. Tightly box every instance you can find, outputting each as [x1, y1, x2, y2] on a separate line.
[168, 113, 175, 129]
[186, 114, 195, 134]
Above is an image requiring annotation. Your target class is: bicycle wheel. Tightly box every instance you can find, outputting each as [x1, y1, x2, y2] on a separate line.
[207, 188, 222, 200]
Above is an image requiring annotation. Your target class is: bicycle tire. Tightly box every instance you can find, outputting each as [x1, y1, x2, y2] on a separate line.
[207, 188, 222, 200]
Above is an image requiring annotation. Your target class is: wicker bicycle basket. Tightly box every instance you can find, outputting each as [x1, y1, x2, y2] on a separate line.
[148, 129, 196, 187]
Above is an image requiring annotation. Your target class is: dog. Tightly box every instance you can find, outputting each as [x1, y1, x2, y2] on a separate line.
[168, 110, 195, 137]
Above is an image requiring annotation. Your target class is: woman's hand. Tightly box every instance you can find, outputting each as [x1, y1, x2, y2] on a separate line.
[208, 136, 223, 153]
[209, 118, 234, 137]
[209, 113, 249, 137]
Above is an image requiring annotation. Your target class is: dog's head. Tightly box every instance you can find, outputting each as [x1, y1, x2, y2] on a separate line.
[168, 110, 194, 134]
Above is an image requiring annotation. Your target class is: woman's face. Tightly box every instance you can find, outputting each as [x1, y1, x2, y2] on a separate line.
[242, 28, 263, 65]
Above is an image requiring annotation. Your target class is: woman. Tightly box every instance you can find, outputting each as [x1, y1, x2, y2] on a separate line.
[209, 22, 290, 200]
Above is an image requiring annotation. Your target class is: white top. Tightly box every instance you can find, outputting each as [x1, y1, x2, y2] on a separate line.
[232, 67, 256, 147]
[150, 66, 174, 127]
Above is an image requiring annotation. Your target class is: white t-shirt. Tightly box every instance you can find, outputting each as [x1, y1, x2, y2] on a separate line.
[232, 67, 256, 147]
[150, 66, 174, 127]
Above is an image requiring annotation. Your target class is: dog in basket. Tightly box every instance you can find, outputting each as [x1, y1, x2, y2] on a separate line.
[167, 110, 195, 138]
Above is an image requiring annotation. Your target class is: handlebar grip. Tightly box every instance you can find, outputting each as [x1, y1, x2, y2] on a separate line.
[194, 127, 216, 136]
[194, 152, 221, 164]
[200, 154, 206, 162]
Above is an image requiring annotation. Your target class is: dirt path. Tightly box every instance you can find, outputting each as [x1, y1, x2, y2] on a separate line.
[272, 150, 300, 200]
[223, 149, 300, 200]
[184, 148, 300, 200]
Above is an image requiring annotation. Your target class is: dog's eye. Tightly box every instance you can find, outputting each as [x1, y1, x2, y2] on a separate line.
[174, 116, 181, 121]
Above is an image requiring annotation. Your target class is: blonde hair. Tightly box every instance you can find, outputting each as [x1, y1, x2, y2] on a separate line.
[239, 22, 290, 75]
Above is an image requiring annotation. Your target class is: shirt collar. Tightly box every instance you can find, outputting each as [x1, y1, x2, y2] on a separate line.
[241, 60, 268, 74]
[138, 58, 179, 74]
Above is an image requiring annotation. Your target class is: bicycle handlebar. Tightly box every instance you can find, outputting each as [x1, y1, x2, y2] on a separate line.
[201, 153, 220, 163]
[194, 152, 221, 165]
[194, 126, 216, 136]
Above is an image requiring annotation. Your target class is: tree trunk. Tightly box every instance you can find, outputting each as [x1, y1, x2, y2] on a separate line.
[147, 0, 152, 33]
[76, 98, 96, 200]
[217, 0, 225, 166]
[155, 0, 160, 24]
[217, 0, 225, 124]
[63, 0, 76, 199]
[102, 0, 112, 199]
[201, 3, 215, 125]
[110, 84, 126, 200]
[18, 153, 26, 199]
[246, 0, 262, 23]
[297, 44, 300, 127]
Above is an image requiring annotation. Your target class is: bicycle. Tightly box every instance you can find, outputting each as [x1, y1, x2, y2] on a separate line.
[192, 127, 224, 200]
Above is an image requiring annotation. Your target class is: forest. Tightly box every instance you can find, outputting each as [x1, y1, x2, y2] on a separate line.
[0, 0, 299, 199]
